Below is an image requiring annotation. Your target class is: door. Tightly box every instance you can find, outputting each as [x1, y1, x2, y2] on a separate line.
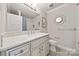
[47, 4, 76, 49]
[75, 4, 79, 55]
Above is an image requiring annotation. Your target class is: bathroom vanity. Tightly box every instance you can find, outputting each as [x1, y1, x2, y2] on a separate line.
[0, 32, 49, 56]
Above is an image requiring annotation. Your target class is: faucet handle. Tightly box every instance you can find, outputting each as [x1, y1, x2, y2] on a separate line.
[73, 28, 77, 31]
[78, 42, 79, 44]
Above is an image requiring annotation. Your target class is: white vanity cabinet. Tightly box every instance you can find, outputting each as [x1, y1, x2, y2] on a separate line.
[31, 35, 49, 56]
[6, 42, 30, 56]
[0, 33, 49, 56]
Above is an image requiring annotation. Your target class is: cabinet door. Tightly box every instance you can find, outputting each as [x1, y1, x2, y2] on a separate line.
[31, 38, 43, 56]
[41, 36, 49, 56]
[40, 41, 49, 56]
[31, 47, 40, 56]
[31, 36, 49, 56]
[40, 43, 45, 56]
[45, 41, 49, 55]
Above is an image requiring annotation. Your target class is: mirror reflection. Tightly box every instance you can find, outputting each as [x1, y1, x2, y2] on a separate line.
[6, 3, 40, 32]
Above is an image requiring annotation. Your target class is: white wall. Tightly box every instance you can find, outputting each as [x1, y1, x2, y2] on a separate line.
[0, 4, 7, 47]
[47, 4, 76, 49]
[0, 4, 7, 33]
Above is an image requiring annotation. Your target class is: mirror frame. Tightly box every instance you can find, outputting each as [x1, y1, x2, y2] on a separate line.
[41, 17, 47, 28]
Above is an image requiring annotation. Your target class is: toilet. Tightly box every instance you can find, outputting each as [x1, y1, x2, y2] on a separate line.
[49, 39, 57, 56]
[49, 39, 76, 56]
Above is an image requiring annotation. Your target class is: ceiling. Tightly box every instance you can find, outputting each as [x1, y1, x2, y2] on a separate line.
[7, 3, 64, 18]
[7, 3, 39, 18]
[36, 3, 64, 13]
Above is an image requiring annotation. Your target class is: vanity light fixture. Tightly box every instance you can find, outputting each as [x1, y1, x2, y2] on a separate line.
[24, 3, 37, 11]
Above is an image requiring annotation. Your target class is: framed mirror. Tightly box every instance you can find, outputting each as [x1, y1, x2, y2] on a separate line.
[41, 17, 47, 28]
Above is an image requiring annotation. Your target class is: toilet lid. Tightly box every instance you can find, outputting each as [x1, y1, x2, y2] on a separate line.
[49, 39, 57, 46]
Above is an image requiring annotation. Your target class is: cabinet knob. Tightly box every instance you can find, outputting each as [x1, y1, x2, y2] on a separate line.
[14, 50, 24, 56]
[20, 50, 23, 53]
[78, 42, 79, 44]
[73, 28, 77, 30]
[39, 48, 41, 53]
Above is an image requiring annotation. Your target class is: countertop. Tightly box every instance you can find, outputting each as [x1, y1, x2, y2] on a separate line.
[0, 33, 49, 51]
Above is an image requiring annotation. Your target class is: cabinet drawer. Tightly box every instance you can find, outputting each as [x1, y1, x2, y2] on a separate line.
[6, 43, 30, 56]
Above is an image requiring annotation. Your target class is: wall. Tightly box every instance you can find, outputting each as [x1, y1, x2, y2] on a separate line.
[0, 4, 7, 47]
[47, 4, 76, 49]
[0, 4, 7, 33]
